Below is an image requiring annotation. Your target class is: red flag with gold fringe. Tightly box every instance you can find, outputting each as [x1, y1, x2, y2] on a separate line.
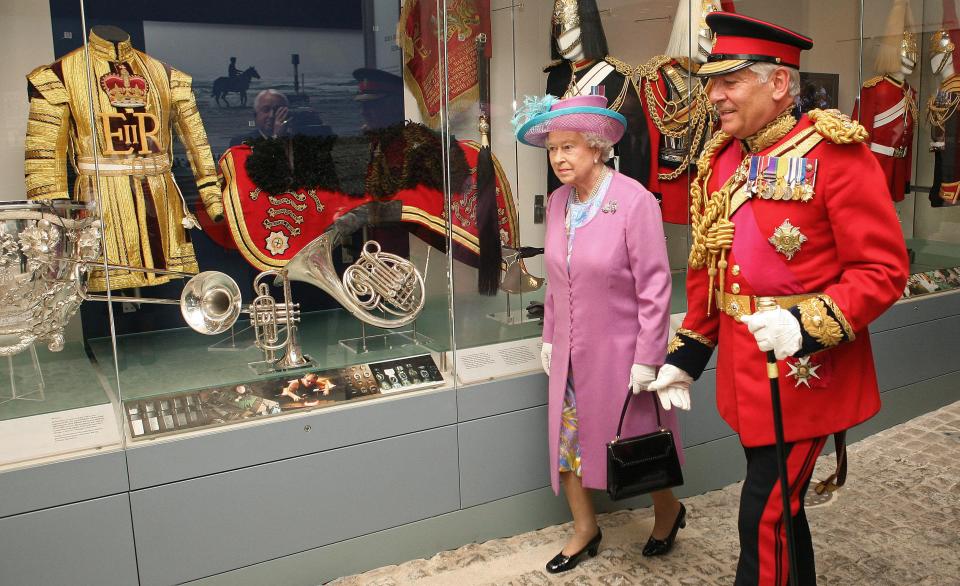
[398, 0, 491, 128]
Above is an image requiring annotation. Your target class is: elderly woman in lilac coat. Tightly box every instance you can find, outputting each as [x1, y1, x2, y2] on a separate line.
[513, 93, 686, 573]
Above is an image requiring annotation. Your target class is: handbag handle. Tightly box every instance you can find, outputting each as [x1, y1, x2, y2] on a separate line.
[614, 388, 663, 442]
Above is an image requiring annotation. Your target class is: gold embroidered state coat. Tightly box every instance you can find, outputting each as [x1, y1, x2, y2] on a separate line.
[24, 30, 223, 291]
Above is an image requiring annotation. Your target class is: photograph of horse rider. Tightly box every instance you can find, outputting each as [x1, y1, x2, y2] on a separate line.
[212, 61, 260, 107]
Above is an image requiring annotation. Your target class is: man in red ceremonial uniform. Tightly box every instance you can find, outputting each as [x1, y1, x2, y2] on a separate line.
[647, 12, 909, 585]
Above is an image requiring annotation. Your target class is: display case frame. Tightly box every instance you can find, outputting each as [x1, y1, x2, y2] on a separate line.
[2, 2, 960, 585]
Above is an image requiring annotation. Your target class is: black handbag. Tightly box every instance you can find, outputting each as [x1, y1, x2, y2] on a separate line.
[606, 390, 683, 500]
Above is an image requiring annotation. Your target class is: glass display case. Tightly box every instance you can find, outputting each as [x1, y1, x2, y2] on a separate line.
[1, 0, 958, 471]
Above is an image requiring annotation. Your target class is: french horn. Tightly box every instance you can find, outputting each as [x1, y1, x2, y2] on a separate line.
[288, 236, 425, 329]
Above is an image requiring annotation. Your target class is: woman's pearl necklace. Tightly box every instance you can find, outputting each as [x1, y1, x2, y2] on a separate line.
[573, 166, 610, 204]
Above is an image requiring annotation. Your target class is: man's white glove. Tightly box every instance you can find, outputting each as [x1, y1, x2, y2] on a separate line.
[647, 364, 693, 411]
[630, 364, 657, 394]
[541, 342, 552, 375]
[740, 307, 802, 360]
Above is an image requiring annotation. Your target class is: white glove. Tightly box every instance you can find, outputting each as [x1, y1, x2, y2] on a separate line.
[647, 364, 693, 411]
[541, 342, 552, 375]
[630, 364, 657, 394]
[740, 307, 802, 360]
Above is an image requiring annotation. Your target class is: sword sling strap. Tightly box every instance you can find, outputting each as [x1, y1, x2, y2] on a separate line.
[814, 430, 847, 494]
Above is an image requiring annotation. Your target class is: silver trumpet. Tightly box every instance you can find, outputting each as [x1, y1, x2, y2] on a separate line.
[246, 269, 310, 371]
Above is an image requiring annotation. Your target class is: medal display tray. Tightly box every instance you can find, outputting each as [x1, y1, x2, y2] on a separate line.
[122, 354, 444, 440]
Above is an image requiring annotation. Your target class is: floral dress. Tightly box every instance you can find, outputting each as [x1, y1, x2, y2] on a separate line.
[557, 171, 612, 476]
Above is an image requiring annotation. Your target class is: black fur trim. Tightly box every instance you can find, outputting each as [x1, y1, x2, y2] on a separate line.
[476, 146, 501, 295]
[243, 122, 463, 198]
[244, 135, 338, 194]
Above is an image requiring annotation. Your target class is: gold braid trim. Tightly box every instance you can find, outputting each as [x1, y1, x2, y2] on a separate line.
[677, 328, 716, 348]
[927, 92, 960, 132]
[605, 55, 637, 77]
[797, 297, 844, 348]
[635, 56, 712, 182]
[745, 109, 798, 153]
[862, 75, 883, 88]
[638, 55, 673, 81]
[690, 108, 801, 269]
[818, 294, 856, 341]
[808, 109, 868, 144]
[905, 87, 920, 123]
[27, 66, 69, 105]
[688, 131, 732, 269]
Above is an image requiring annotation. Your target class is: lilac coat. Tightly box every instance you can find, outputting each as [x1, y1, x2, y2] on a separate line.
[543, 171, 680, 493]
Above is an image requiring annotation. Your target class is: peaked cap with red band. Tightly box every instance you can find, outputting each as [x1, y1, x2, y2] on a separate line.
[353, 68, 403, 102]
[697, 12, 813, 77]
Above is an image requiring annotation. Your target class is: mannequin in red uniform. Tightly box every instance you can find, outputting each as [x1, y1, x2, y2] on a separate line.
[648, 13, 909, 585]
[928, 0, 960, 206]
[851, 0, 918, 202]
[637, 0, 720, 224]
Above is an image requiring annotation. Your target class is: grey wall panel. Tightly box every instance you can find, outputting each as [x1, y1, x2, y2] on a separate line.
[187, 487, 572, 586]
[677, 369, 734, 448]
[459, 406, 550, 508]
[188, 435, 751, 586]
[130, 426, 460, 586]
[872, 293, 960, 333]
[0, 494, 138, 586]
[0, 450, 129, 519]
[871, 315, 960, 391]
[457, 373, 547, 421]
[126, 387, 457, 489]
[849, 371, 960, 444]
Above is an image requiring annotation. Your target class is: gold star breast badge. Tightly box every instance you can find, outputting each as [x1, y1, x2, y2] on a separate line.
[769, 219, 807, 260]
[787, 356, 821, 388]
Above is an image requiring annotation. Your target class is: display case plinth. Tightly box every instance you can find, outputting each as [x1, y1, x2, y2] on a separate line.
[0, 346, 45, 405]
[339, 330, 433, 354]
[248, 354, 315, 376]
[207, 325, 256, 352]
[486, 309, 540, 326]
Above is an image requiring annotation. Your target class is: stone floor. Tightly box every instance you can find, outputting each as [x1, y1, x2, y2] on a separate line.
[331, 401, 960, 585]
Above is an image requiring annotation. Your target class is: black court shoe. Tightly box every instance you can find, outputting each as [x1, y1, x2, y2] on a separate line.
[545, 529, 603, 574]
[642, 503, 686, 557]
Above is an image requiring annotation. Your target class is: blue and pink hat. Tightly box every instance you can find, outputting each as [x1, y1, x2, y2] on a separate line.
[512, 93, 627, 148]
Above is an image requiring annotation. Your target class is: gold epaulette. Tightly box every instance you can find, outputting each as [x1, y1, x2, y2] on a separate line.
[169, 67, 194, 102]
[604, 55, 636, 77]
[862, 75, 883, 88]
[26, 65, 68, 105]
[638, 55, 673, 80]
[942, 75, 960, 94]
[808, 108, 868, 144]
[543, 59, 565, 72]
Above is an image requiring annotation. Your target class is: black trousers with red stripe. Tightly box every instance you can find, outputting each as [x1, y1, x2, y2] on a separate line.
[735, 436, 827, 586]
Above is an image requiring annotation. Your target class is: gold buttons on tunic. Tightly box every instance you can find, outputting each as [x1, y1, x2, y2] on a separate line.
[731, 283, 741, 294]
[732, 265, 741, 276]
